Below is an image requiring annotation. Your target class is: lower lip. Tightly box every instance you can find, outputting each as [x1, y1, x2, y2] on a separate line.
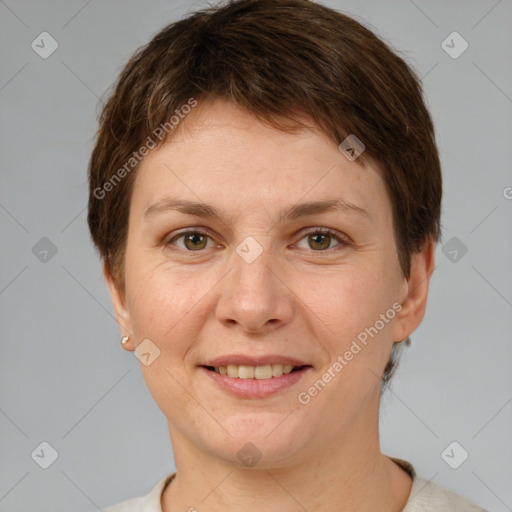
[200, 366, 312, 398]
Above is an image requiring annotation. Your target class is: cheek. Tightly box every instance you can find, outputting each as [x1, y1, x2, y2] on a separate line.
[124, 260, 215, 353]
[309, 263, 400, 402]
[311, 263, 393, 336]
[124, 268, 206, 406]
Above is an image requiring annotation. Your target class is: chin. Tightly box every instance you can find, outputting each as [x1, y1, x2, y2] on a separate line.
[209, 412, 310, 467]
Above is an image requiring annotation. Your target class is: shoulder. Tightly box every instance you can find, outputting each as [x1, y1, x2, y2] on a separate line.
[403, 476, 488, 511]
[391, 458, 487, 512]
[103, 473, 176, 512]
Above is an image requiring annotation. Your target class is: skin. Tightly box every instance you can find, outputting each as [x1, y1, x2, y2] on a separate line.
[105, 97, 435, 512]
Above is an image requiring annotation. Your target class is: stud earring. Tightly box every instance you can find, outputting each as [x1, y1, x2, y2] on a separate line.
[121, 335, 129, 346]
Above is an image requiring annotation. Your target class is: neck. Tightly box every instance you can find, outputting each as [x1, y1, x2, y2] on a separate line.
[161, 394, 412, 512]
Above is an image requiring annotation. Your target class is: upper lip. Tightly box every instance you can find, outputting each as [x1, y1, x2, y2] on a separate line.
[202, 355, 310, 367]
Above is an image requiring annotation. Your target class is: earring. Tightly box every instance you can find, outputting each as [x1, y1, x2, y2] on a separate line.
[121, 335, 129, 346]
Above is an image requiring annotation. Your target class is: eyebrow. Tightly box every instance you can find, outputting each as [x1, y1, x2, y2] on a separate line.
[144, 197, 370, 221]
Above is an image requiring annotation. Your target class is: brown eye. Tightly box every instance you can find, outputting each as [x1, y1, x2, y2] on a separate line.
[307, 233, 333, 250]
[167, 230, 214, 251]
[183, 232, 208, 250]
[296, 228, 349, 251]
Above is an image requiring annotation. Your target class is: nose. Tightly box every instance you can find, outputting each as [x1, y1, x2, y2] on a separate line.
[215, 247, 294, 335]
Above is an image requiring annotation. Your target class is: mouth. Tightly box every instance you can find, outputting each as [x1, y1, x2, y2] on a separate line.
[202, 363, 310, 380]
[199, 363, 313, 399]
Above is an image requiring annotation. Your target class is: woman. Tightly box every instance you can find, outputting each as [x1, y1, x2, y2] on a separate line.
[88, 0, 487, 510]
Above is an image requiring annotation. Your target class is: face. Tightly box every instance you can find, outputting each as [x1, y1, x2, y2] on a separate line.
[106, 98, 432, 468]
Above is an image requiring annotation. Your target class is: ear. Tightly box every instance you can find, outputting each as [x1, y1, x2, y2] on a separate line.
[391, 238, 436, 343]
[103, 260, 134, 351]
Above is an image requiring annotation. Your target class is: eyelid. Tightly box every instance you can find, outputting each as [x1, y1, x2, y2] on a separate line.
[164, 226, 351, 252]
[298, 226, 352, 246]
[165, 227, 216, 247]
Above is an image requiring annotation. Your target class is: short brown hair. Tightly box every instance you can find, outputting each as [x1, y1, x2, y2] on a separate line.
[87, 0, 442, 385]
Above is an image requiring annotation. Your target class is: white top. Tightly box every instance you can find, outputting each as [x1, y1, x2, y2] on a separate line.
[104, 459, 487, 511]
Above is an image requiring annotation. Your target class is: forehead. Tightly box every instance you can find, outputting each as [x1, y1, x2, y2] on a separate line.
[132, 98, 390, 222]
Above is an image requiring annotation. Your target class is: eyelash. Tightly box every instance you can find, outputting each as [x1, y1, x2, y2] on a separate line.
[164, 227, 351, 253]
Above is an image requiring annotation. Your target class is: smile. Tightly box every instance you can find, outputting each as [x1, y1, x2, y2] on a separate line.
[205, 364, 305, 380]
[200, 364, 312, 399]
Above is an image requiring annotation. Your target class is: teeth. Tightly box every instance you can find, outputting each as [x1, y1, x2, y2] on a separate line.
[254, 365, 272, 379]
[227, 365, 238, 378]
[272, 364, 283, 377]
[238, 365, 255, 379]
[213, 364, 300, 379]
[283, 364, 294, 374]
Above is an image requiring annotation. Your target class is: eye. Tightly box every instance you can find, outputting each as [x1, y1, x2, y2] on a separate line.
[166, 229, 216, 251]
[164, 227, 350, 253]
[295, 227, 350, 251]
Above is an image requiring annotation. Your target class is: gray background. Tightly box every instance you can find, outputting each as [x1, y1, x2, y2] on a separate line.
[1, 0, 511, 510]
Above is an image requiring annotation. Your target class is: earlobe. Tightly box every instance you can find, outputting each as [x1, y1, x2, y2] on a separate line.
[103, 261, 134, 351]
[392, 239, 436, 343]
